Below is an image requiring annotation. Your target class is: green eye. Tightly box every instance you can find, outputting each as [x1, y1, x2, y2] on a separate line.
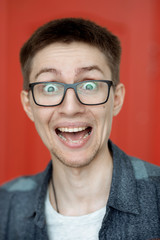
[43, 83, 58, 93]
[83, 81, 97, 90]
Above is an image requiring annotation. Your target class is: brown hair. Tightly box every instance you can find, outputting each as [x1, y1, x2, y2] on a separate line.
[20, 18, 121, 90]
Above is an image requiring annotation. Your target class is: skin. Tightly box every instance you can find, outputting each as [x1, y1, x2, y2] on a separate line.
[21, 42, 125, 216]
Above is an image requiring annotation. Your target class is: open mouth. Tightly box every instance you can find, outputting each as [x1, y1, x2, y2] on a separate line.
[55, 126, 92, 144]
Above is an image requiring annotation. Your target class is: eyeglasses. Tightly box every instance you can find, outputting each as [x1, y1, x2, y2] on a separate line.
[29, 80, 113, 107]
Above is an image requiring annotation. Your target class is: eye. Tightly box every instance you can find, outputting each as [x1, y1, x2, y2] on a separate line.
[82, 81, 98, 90]
[43, 83, 58, 93]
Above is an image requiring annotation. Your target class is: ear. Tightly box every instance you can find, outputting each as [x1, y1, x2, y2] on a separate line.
[20, 90, 35, 122]
[113, 83, 125, 116]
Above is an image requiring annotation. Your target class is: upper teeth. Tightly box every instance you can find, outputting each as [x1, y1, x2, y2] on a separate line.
[58, 127, 87, 133]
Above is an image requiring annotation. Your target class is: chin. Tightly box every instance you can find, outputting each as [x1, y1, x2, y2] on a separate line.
[51, 148, 99, 169]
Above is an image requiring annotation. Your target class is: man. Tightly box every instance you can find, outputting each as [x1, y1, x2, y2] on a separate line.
[0, 18, 160, 240]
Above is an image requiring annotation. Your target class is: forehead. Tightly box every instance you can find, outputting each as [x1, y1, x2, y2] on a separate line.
[30, 42, 111, 80]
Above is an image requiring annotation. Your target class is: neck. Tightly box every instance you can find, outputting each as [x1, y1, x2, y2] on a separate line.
[49, 150, 113, 216]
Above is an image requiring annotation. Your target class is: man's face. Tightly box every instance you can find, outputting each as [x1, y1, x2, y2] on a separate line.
[21, 42, 124, 168]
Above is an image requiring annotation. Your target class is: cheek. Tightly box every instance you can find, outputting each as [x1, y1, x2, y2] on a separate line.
[31, 107, 54, 134]
[30, 108, 56, 149]
[31, 106, 53, 121]
[99, 104, 114, 137]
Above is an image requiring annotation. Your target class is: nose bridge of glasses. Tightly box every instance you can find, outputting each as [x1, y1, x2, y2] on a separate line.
[63, 83, 79, 102]
[64, 83, 77, 90]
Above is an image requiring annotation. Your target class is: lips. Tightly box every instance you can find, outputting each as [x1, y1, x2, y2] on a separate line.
[55, 126, 92, 145]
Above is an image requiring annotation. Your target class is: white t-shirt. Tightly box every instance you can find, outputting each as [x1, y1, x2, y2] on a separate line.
[45, 191, 106, 240]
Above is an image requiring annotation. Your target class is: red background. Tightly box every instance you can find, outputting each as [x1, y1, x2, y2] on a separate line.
[0, 0, 160, 185]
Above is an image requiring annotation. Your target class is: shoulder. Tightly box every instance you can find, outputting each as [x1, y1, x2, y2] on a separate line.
[129, 156, 160, 180]
[128, 156, 160, 206]
[0, 173, 41, 237]
[0, 162, 52, 238]
[0, 161, 52, 193]
[0, 171, 43, 194]
[0, 172, 43, 212]
[1, 173, 42, 192]
[110, 140, 160, 199]
[110, 140, 160, 181]
[0, 161, 52, 210]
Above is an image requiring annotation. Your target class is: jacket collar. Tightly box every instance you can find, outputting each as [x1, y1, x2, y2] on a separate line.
[13, 162, 52, 239]
[107, 141, 140, 215]
[34, 162, 53, 228]
[24, 162, 53, 228]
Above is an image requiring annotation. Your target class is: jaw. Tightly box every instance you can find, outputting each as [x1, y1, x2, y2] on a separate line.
[49, 123, 110, 169]
[50, 128, 100, 169]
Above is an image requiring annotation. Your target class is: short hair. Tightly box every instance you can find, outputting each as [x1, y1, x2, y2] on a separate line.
[20, 18, 121, 90]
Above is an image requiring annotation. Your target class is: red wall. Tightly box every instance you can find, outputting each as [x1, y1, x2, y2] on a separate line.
[1, 0, 160, 184]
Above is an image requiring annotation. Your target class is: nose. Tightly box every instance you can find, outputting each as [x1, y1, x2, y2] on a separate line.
[58, 88, 85, 116]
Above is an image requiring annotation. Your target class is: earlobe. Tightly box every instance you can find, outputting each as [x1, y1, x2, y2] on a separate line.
[113, 83, 125, 116]
[20, 90, 34, 122]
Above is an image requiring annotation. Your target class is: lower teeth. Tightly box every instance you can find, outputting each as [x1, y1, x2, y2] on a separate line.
[59, 134, 67, 141]
[58, 132, 90, 143]
[83, 132, 90, 139]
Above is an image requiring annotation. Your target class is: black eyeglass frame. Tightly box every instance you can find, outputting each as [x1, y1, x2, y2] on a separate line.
[29, 80, 113, 107]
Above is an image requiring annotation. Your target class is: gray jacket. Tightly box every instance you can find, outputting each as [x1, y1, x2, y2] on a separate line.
[0, 141, 160, 240]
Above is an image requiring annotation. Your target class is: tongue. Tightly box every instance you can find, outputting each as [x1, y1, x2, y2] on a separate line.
[61, 129, 89, 141]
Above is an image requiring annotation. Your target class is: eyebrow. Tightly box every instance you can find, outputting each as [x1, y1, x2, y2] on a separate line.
[75, 65, 104, 76]
[34, 68, 61, 79]
[34, 65, 104, 79]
